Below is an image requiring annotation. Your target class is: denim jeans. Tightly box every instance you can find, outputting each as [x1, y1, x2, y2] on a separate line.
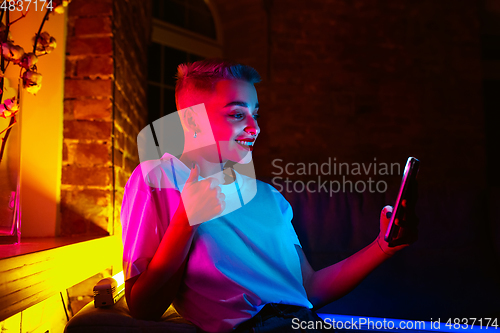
[233, 303, 330, 333]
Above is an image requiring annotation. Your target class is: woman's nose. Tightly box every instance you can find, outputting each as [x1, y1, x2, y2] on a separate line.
[245, 127, 258, 136]
[244, 118, 259, 136]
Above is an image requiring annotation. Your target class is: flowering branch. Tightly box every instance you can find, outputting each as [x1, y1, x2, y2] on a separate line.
[9, 8, 30, 26]
[0, 116, 15, 163]
[32, 9, 50, 54]
[0, 6, 12, 164]
[0, 7, 13, 164]
[0, 9, 10, 109]
[0, 1, 70, 164]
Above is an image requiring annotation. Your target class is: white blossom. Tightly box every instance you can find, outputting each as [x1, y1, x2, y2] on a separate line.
[54, 0, 72, 14]
[1, 42, 25, 63]
[19, 52, 38, 69]
[33, 32, 57, 55]
[0, 98, 19, 119]
[22, 71, 43, 95]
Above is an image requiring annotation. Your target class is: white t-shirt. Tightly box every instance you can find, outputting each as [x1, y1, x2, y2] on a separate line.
[121, 153, 312, 332]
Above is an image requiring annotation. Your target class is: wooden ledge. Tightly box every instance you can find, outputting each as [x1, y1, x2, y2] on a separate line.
[0, 236, 102, 259]
[0, 236, 123, 322]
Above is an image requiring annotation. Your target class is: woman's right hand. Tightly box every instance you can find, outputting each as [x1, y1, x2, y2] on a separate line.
[180, 163, 226, 226]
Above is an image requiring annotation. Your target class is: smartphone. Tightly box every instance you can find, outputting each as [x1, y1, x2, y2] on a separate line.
[384, 157, 420, 247]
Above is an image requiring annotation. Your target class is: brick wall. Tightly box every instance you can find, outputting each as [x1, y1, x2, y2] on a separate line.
[62, 0, 151, 236]
[112, 0, 151, 237]
[212, 0, 486, 191]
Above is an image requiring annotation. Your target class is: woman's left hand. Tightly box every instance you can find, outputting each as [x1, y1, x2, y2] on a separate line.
[377, 205, 409, 256]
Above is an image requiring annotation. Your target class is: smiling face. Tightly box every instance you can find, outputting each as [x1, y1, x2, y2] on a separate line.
[203, 79, 260, 164]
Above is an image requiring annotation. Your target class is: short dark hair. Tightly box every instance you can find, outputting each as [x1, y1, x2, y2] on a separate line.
[175, 59, 261, 109]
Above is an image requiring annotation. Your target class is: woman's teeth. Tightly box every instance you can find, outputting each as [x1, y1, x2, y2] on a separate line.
[236, 140, 254, 146]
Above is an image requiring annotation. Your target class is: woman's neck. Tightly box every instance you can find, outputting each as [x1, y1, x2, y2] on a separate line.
[179, 153, 235, 185]
[222, 167, 236, 185]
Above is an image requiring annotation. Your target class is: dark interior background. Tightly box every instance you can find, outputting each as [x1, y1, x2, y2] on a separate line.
[147, 0, 500, 321]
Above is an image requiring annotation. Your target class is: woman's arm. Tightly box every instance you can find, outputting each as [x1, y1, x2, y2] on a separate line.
[300, 205, 408, 309]
[125, 204, 197, 320]
[125, 164, 225, 320]
[299, 236, 395, 309]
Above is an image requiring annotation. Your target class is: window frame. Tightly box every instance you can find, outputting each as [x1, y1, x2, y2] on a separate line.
[147, 0, 223, 123]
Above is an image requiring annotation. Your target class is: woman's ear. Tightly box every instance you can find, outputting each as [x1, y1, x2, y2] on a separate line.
[179, 107, 200, 135]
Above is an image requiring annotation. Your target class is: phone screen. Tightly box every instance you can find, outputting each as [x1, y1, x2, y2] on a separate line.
[384, 157, 420, 247]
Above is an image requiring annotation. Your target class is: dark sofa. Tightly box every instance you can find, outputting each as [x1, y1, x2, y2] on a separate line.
[65, 180, 500, 332]
[285, 182, 500, 320]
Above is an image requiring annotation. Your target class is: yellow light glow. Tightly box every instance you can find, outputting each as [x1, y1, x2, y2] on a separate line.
[4, 7, 67, 237]
[112, 271, 125, 288]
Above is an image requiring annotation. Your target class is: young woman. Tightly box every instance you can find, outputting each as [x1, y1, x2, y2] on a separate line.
[120, 59, 410, 332]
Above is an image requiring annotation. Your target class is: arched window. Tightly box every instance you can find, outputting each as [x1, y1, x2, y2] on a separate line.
[152, 0, 217, 39]
[147, 0, 222, 123]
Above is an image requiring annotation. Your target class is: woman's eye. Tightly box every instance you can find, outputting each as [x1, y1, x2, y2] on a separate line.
[229, 112, 259, 120]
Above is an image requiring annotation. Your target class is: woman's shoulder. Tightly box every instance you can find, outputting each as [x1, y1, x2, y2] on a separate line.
[126, 153, 190, 192]
[247, 177, 293, 219]
[251, 177, 283, 195]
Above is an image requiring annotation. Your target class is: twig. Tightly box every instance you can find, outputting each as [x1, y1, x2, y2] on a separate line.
[33, 8, 51, 53]
[0, 116, 17, 136]
[0, 9, 11, 164]
[0, 10, 5, 110]
[0, 9, 9, 102]
[9, 9, 30, 25]
[4, 9, 8, 41]
[0, 116, 16, 163]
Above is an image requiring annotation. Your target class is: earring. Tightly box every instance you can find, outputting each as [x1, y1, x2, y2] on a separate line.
[194, 131, 197, 138]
